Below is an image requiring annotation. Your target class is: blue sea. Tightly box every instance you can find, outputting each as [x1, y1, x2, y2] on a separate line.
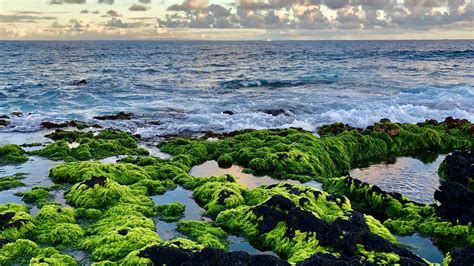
[1, 40, 473, 138]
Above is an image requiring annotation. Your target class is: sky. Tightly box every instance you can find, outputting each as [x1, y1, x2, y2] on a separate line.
[0, 0, 473, 40]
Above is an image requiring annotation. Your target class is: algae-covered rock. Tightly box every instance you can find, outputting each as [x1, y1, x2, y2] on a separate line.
[65, 176, 153, 209]
[32, 129, 149, 161]
[0, 144, 28, 165]
[16, 187, 52, 207]
[324, 175, 474, 245]
[193, 181, 247, 218]
[177, 221, 228, 250]
[34, 205, 84, 245]
[159, 119, 474, 181]
[155, 202, 185, 222]
[0, 204, 34, 239]
[0, 239, 77, 265]
[0, 173, 26, 191]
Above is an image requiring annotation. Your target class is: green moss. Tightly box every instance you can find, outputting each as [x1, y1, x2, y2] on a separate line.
[33, 205, 84, 245]
[75, 208, 103, 220]
[16, 187, 52, 207]
[65, 176, 153, 210]
[154, 202, 185, 222]
[177, 220, 228, 250]
[82, 226, 160, 262]
[193, 181, 247, 218]
[31, 129, 149, 161]
[30, 247, 77, 265]
[159, 120, 473, 181]
[217, 153, 233, 168]
[0, 203, 34, 239]
[0, 239, 76, 265]
[0, 144, 28, 165]
[323, 176, 474, 245]
[0, 173, 26, 191]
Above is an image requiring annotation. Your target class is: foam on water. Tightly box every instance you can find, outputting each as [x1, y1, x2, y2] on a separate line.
[0, 41, 472, 138]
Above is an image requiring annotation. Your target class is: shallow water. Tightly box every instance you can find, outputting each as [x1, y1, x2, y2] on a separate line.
[189, 160, 303, 189]
[396, 234, 444, 264]
[350, 155, 445, 203]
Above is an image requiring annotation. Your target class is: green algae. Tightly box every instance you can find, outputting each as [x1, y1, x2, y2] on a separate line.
[0, 144, 28, 165]
[0, 173, 26, 191]
[177, 220, 228, 250]
[34, 205, 84, 245]
[159, 119, 473, 182]
[154, 202, 185, 222]
[0, 204, 34, 239]
[0, 239, 76, 265]
[323, 176, 474, 245]
[16, 187, 53, 207]
[31, 129, 149, 161]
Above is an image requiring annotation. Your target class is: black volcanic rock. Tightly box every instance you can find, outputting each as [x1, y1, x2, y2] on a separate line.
[93, 112, 133, 120]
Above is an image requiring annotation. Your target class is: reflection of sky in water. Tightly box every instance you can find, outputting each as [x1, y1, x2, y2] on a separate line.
[189, 160, 302, 189]
[396, 234, 444, 264]
[350, 155, 445, 203]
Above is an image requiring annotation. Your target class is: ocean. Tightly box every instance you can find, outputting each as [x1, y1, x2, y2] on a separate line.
[1, 40, 473, 138]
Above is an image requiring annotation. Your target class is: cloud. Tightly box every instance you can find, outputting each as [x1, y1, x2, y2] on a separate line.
[92, 10, 100, 14]
[138, 0, 152, 3]
[129, 4, 150, 11]
[102, 10, 121, 17]
[0, 14, 57, 23]
[106, 18, 147, 28]
[98, 0, 114, 4]
[49, 0, 86, 4]
[80, 9, 89, 14]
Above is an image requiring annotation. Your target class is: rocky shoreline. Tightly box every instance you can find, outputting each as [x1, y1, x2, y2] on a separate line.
[0, 117, 473, 265]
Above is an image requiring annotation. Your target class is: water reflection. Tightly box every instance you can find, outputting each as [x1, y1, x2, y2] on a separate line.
[396, 234, 444, 264]
[189, 160, 302, 189]
[350, 155, 445, 203]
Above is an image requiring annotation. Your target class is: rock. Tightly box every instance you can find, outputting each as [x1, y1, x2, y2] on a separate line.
[440, 149, 474, 187]
[447, 245, 474, 266]
[93, 112, 133, 120]
[0, 115, 9, 119]
[74, 79, 87, 86]
[223, 110, 234, 115]
[10, 112, 22, 117]
[149, 121, 161, 125]
[0, 238, 14, 249]
[139, 246, 290, 266]
[261, 109, 287, 116]
[0, 119, 9, 127]
[298, 253, 363, 266]
[444, 116, 470, 129]
[79, 176, 107, 188]
[40, 121, 68, 129]
[317, 123, 362, 137]
[434, 182, 474, 224]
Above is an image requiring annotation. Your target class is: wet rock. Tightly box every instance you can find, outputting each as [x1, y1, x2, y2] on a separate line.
[79, 176, 107, 188]
[369, 120, 399, 138]
[0, 238, 14, 248]
[223, 110, 234, 115]
[74, 79, 87, 86]
[149, 120, 161, 125]
[0, 119, 9, 127]
[298, 253, 363, 266]
[444, 116, 470, 129]
[439, 149, 473, 187]
[0, 212, 28, 230]
[40, 121, 69, 129]
[447, 245, 474, 266]
[434, 182, 474, 224]
[93, 112, 133, 120]
[10, 112, 22, 117]
[139, 246, 290, 266]
[0, 115, 9, 119]
[318, 123, 362, 137]
[261, 109, 287, 116]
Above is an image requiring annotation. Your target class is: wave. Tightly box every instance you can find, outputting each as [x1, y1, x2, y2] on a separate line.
[219, 76, 337, 90]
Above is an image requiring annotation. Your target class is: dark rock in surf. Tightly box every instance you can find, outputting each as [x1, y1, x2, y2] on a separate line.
[93, 112, 133, 120]
[223, 110, 234, 115]
[149, 121, 161, 125]
[75, 79, 87, 86]
[0, 119, 9, 127]
[261, 109, 287, 116]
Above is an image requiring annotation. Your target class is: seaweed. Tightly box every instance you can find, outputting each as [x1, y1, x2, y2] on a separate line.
[16, 187, 53, 207]
[0, 239, 76, 265]
[177, 220, 228, 250]
[0, 204, 34, 239]
[0, 173, 26, 191]
[34, 205, 84, 245]
[154, 202, 185, 222]
[0, 144, 28, 165]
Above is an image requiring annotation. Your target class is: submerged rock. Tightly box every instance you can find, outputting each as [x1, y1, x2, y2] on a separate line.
[74, 79, 87, 86]
[0, 119, 9, 127]
[223, 110, 234, 115]
[93, 112, 133, 120]
[261, 109, 288, 116]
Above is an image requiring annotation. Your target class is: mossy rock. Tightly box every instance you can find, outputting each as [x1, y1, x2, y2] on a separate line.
[16, 187, 52, 207]
[0, 239, 76, 265]
[177, 220, 228, 250]
[154, 202, 185, 222]
[0, 144, 28, 165]
[0, 173, 26, 191]
[34, 205, 84, 245]
[0, 204, 34, 239]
